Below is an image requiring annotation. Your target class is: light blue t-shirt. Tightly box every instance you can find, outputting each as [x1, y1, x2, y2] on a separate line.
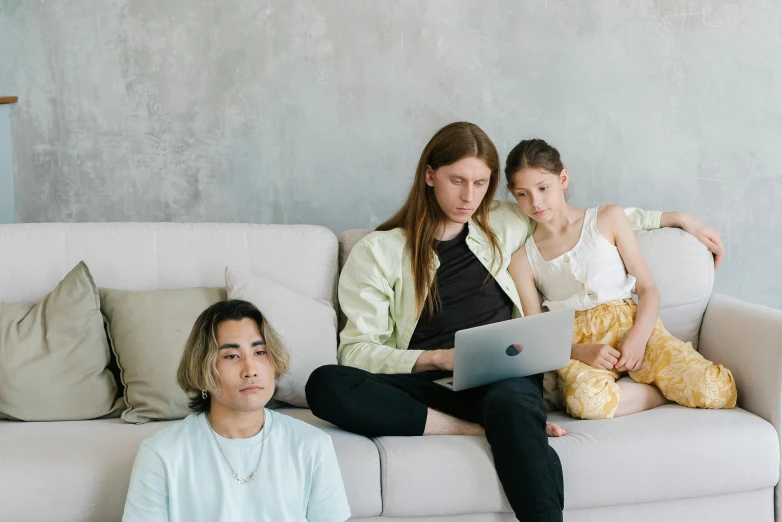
[123, 409, 351, 522]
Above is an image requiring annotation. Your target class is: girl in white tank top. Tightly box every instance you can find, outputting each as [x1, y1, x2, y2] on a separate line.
[524, 206, 636, 312]
[503, 139, 736, 419]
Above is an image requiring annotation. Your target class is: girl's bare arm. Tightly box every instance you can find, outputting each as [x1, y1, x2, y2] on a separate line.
[600, 205, 661, 371]
[508, 246, 543, 316]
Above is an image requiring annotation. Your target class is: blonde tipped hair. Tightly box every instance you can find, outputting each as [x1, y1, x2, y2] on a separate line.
[176, 299, 291, 413]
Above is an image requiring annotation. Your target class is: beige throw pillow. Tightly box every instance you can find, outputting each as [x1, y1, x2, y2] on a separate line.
[225, 267, 338, 408]
[0, 262, 121, 421]
[101, 287, 226, 424]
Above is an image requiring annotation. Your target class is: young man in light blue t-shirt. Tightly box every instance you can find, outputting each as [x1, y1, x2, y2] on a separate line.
[123, 300, 351, 522]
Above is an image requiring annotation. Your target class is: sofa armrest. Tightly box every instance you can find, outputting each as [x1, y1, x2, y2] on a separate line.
[699, 293, 782, 519]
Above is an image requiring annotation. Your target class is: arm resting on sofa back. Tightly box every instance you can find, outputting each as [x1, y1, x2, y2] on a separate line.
[698, 293, 782, 519]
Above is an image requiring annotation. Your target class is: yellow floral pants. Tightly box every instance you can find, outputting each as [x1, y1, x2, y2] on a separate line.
[558, 300, 737, 420]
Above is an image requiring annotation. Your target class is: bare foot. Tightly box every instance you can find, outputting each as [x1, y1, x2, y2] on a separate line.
[546, 421, 567, 437]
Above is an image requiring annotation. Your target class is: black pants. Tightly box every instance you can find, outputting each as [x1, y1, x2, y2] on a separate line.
[306, 365, 564, 522]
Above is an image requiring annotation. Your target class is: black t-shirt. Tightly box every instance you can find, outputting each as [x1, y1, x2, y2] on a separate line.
[408, 225, 514, 351]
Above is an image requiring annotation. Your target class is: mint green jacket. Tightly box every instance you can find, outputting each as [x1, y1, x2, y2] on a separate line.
[337, 201, 662, 374]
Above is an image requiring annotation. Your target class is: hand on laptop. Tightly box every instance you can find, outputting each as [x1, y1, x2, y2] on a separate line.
[412, 348, 455, 373]
[433, 348, 455, 371]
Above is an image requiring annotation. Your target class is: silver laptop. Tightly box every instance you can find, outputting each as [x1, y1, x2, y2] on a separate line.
[434, 308, 575, 391]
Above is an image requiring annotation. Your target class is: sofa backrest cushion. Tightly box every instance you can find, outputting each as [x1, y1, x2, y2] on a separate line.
[337, 227, 714, 349]
[0, 223, 339, 306]
[632, 228, 715, 349]
[0, 223, 339, 420]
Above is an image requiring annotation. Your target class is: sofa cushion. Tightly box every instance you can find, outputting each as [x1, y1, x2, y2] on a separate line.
[0, 409, 381, 522]
[277, 408, 383, 518]
[373, 406, 778, 516]
[226, 267, 338, 408]
[0, 261, 120, 421]
[100, 286, 226, 424]
[0, 418, 175, 522]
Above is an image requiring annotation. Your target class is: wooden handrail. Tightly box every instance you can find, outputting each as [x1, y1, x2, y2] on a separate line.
[0, 97, 18, 105]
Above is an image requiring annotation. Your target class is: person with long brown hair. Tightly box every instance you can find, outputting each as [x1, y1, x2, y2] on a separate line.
[305, 122, 724, 521]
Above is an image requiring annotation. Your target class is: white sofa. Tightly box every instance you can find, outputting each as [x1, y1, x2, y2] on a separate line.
[0, 222, 779, 522]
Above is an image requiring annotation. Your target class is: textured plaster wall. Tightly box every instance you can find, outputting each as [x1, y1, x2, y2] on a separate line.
[0, 105, 12, 223]
[0, 0, 780, 308]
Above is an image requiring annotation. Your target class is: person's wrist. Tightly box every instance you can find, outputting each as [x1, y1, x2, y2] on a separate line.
[661, 211, 686, 229]
[413, 350, 433, 373]
[677, 212, 697, 231]
[628, 321, 652, 338]
[435, 349, 448, 370]
[427, 350, 439, 370]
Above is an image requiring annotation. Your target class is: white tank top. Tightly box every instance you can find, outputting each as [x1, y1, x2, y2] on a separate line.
[525, 207, 636, 311]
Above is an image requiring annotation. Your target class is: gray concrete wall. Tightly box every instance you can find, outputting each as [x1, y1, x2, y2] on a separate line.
[0, 105, 13, 224]
[0, 0, 780, 309]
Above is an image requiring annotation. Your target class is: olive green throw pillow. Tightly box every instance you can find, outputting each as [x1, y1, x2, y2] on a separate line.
[0, 262, 121, 421]
[100, 287, 226, 424]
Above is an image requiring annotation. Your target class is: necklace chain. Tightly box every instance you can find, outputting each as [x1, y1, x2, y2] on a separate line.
[205, 409, 270, 485]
